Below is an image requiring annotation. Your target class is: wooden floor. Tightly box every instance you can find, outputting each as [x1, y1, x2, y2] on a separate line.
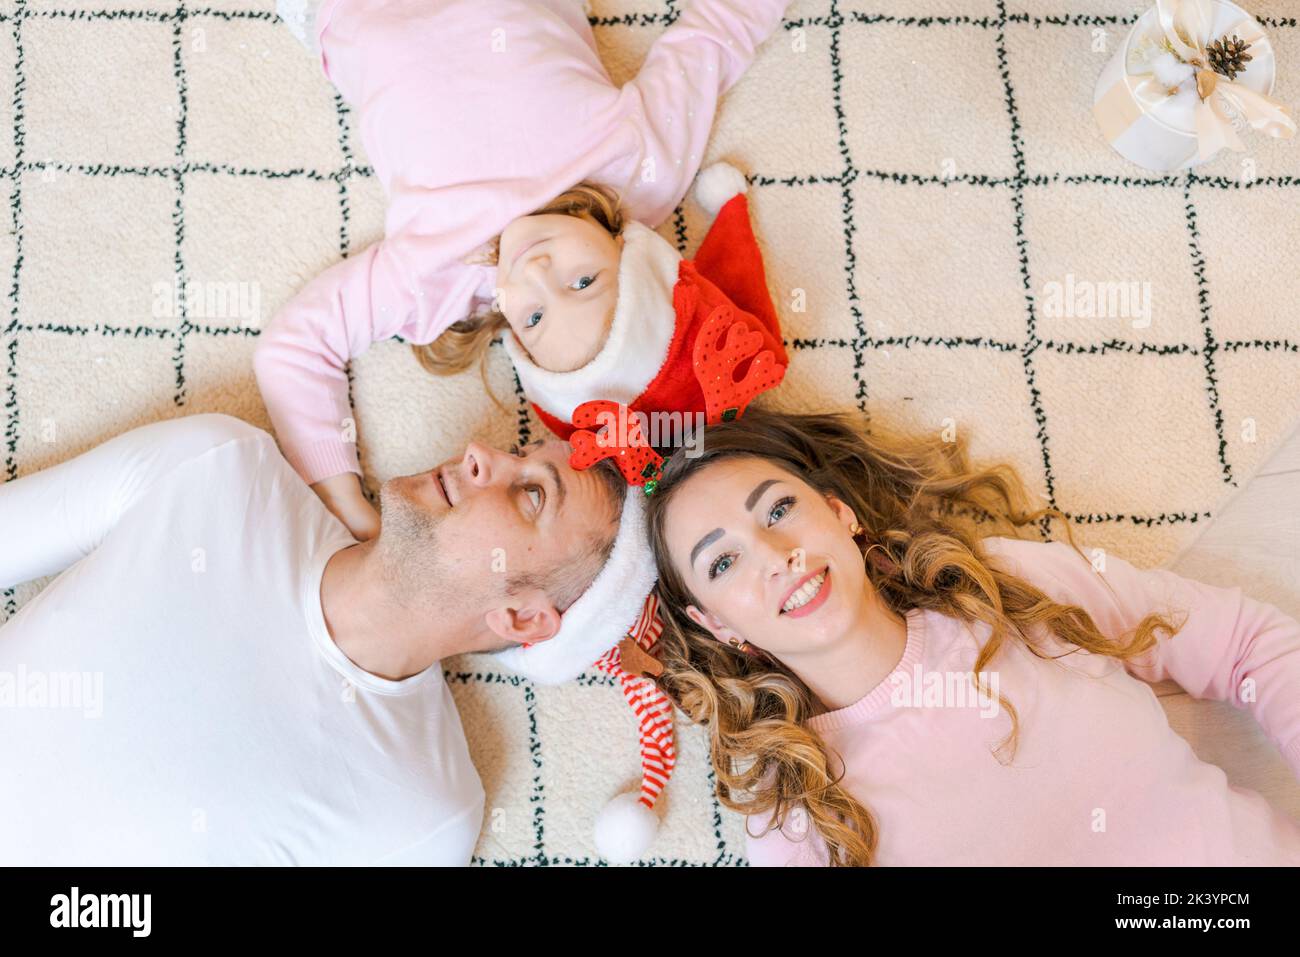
[1160, 420, 1300, 822]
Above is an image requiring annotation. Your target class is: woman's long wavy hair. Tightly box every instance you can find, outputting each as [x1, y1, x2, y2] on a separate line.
[645, 404, 1184, 867]
[411, 182, 626, 414]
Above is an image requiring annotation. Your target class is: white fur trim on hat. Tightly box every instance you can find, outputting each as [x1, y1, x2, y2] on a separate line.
[693, 161, 748, 218]
[503, 221, 681, 424]
[493, 484, 656, 685]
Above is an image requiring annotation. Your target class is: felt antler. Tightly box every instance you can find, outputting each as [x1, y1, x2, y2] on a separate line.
[693, 304, 788, 425]
[568, 399, 664, 491]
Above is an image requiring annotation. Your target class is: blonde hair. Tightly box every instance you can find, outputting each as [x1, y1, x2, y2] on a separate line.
[645, 405, 1184, 866]
[411, 182, 626, 415]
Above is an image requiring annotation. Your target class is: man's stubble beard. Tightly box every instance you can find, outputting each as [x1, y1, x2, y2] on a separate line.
[374, 476, 462, 613]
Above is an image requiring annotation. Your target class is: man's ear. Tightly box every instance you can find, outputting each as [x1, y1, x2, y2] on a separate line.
[685, 604, 741, 646]
[483, 588, 562, 650]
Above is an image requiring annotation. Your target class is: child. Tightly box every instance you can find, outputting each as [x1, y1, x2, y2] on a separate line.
[258, 0, 792, 539]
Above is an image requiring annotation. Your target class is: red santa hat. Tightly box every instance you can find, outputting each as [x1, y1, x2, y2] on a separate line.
[503, 162, 786, 440]
[493, 162, 788, 863]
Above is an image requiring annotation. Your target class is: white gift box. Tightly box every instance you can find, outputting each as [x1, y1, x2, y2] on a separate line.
[1093, 0, 1282, 171]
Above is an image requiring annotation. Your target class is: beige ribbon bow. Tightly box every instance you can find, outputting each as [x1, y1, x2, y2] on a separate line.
[1098, 0, 1296, 163]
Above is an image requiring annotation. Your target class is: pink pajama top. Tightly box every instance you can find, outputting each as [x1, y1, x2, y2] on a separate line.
[253, 0, 792, 485]
[745, 536, 1300, 866]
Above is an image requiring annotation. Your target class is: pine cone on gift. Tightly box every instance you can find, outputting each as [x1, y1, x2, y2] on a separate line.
[1207, 35, 1253, 81]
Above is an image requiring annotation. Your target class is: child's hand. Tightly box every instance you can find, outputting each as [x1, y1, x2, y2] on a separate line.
[310, 472, 381, 542]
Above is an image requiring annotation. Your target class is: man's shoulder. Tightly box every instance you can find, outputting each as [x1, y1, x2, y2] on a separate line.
[174, 413, 273, 447]
[124, 414, 281, 501]
[170, 415, 314, 495]
[157, 414, 283, 471]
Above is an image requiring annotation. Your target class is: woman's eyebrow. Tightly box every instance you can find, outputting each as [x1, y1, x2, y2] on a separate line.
[746, 479, 780, 511]
[690, 479, 782, 567]
[690, 529, 724, 568]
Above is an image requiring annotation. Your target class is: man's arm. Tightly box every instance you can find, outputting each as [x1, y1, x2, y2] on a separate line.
[0, 413, 264, 589]
[371, 799, 484, 867]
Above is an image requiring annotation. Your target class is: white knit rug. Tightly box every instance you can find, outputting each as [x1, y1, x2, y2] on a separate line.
[2, 0, 1298, 865]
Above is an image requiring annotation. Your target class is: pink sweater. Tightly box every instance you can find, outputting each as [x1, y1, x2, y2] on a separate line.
[253, 0, 791, 485]
[746, 536, 1300, 866]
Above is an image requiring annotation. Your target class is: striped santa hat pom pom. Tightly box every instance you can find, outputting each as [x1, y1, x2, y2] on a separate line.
[595, 792, 660, 865]
[591, 595, 676, 864]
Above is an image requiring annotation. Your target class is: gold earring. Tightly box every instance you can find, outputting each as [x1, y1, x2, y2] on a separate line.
[864, 542, 893, 572]
[850, 521, 865, 537]
[728, 637, 741, 648]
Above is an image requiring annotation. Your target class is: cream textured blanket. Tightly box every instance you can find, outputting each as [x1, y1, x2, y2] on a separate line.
[2, 0, 1297, 864]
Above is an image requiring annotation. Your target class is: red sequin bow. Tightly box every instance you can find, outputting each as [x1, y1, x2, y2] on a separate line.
[568, 400, 665, 494]
[566, 304, 788, 494]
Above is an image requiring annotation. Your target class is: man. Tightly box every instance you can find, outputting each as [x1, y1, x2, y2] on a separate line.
[0, 413, 626, 865]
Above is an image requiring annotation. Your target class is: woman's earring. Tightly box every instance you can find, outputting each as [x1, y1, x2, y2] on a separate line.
[850, 521, 865, 538]
[728, 637, 741, 648]
[864, 542, 896, 575]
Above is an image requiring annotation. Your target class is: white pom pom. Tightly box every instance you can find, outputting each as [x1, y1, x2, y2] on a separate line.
[594, 792, 659, 864]
[693, 162, 748, 218]
[1151, 51, 1194, 90]
[1162, 83, 1200, 133]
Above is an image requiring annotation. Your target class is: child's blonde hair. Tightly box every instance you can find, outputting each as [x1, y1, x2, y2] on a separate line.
[411, 182, 626, 414]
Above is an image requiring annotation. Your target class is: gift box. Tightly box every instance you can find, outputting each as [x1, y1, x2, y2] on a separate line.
[1093, 0, 1295, 171]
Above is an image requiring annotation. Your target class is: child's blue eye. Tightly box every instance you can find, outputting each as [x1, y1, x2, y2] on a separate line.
[525, 310, 543, 329]
[572, 275, 595, 290]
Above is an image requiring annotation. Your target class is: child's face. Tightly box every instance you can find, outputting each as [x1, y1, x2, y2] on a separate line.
[496, 212, 623, 372]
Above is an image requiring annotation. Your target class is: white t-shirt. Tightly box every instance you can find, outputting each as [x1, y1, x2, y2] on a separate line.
[0, 414, 484, 865]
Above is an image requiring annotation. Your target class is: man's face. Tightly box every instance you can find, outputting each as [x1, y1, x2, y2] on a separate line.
[374, 437, 619, 648]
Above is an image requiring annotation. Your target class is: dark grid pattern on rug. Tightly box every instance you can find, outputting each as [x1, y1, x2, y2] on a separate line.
[1, 0, 1297, 865]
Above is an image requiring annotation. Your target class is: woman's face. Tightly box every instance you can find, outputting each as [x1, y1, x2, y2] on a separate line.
[496, 212, 623, 373]
[661, 456, 871, 658]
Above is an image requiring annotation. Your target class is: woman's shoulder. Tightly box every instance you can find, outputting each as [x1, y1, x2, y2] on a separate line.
[743, 802, 831, 867]
[979, 534, 1090, 576]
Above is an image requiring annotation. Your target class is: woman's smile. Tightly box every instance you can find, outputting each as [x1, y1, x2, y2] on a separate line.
[780, 566, 832, 618]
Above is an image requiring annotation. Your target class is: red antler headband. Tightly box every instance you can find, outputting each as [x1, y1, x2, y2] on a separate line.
[566, 305, 788, 493]
[568, 400, 666, 493]
[693, 304, 787, 426]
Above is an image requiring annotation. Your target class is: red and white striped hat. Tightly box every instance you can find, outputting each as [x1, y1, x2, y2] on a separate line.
[589, 593, 675, 863]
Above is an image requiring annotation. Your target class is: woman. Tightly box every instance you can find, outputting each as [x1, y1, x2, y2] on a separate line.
[645, 407, 1300, 865]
